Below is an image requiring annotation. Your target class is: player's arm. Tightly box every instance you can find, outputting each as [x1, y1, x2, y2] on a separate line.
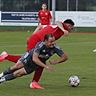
[33, 25, 43, 33]
[32, 52, 53, 71]
[49, 46, 68, 65]
[49, 54, 68, 65]
[56, 21, 69, 36]
[33, 52, 48, 69]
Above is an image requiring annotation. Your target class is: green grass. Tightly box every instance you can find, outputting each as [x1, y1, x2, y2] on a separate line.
[0, 26, 37, 32]
[75, 27, 96, 32]
[0, 26, 96, 32]
[0, 31, 96, 96]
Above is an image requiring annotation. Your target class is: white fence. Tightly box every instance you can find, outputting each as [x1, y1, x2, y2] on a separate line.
[0, 11, 96, 27]
[56, 11, 96, 27]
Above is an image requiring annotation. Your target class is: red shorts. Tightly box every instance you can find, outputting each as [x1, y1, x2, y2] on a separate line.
[26, 34, 41, 51]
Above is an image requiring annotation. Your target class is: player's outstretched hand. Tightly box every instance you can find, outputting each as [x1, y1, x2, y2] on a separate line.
[45, 65, 54, 72]
[49, 60, 58, 65]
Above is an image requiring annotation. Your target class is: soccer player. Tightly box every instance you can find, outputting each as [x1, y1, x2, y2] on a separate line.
[0, 19, 74, 89]
[34, 3, 52, 33]
[0, 34, 68, 89]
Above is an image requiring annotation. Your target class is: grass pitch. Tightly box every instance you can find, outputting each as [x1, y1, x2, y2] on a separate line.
[0, 31, 96, 96]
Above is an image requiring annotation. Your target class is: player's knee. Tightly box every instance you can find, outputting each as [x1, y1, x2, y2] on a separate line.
[63, 54, 68, 61]
[14, 62, 24, 69]
[65, 54, 68, 60]
[16, 74, 22, 77]
[13, 72, 24, 77]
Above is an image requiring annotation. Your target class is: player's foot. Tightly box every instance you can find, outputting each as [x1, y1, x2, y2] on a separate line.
[0, 72, 4, 78]
[0, 77, 5, 83]
[93, 49, 96, 52]
[29, 81, 44, 89]
[0, 51, 8, 62]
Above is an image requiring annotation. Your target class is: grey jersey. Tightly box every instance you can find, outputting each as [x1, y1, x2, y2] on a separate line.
[30, 41, 64, 62]
[19, 41, 64, 74]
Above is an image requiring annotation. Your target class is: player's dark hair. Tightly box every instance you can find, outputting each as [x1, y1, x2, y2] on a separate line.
[44, 34, 54, 41]
[42, 3, 47, 6]
[64, 19, 75, 25]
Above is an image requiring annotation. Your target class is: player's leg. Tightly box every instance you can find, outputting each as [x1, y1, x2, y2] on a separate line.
[0, 61, 24, 78]
[0, 67, 27, 83]
[30, 66, 44, 89]
[32, 66, 44, 82]
[0, 51, 21, 63]
[6, 54, 21, 63]
[33, 25, 43, 33]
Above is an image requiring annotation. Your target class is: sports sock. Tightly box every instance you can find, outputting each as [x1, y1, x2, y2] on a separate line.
[4, 73, 16, 81]
[3, 67, 13, 75]
[32, 66, 44, 82]
[5, 54, 21, 63]
[0, 73, 15, 83]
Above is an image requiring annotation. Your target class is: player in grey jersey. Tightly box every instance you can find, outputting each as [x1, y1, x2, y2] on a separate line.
[0, 34, 68, 87]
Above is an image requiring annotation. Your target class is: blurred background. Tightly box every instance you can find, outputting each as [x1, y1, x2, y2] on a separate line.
[0, 0, 96, 11]
[0, 1, 96, 96]
[0, 0, 96, 32]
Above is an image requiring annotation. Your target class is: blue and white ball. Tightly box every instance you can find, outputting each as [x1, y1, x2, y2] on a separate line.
[68, 75, 80, 87]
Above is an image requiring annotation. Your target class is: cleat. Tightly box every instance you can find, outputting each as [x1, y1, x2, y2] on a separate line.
[0, 77, 5, 83]
[0, 51, 8, 62]
[30, 81, 44, 89]
[93, 49, 96, 52]
[0, 72, 4, 78]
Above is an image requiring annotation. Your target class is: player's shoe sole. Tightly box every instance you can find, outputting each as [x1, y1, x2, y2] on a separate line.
[0, 51, 8, 62]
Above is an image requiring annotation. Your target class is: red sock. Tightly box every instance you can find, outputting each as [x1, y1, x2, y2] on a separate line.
[5, 54, 21, 63]
[32, 66, 44, 82]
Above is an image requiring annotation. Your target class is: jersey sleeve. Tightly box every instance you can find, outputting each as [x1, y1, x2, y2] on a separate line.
[54, 45, 64, 57]
[33, 42, 44, 54]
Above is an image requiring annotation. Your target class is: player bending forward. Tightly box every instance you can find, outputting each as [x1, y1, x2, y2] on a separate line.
[0, 19, 74, 89]
[0, 34, 68, 89]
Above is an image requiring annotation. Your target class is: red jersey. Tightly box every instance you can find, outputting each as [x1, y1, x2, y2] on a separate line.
[38, 10, 52, 25]
[36, 24, 64, 40]
[27, 23, 66, 51]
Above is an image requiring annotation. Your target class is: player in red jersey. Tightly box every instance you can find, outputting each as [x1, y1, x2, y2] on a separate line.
[38, 3, 52, 25]
[34, 3, 52, 33]
[0, 19, 74, 89]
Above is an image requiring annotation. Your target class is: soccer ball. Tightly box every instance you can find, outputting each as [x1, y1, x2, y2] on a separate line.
[68, 75, 80, 87]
